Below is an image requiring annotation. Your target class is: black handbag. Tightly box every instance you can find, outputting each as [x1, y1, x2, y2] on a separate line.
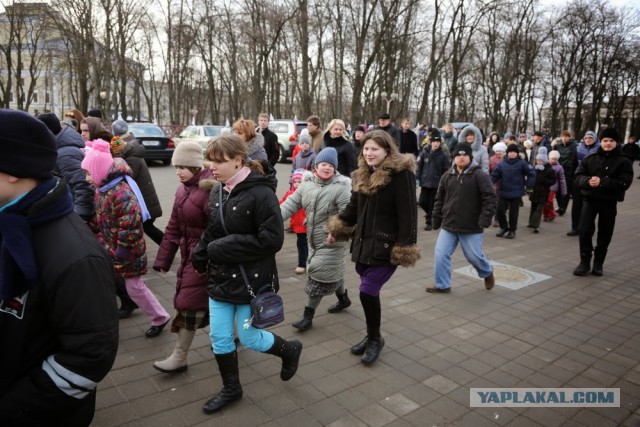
[218, 189, 284, 329]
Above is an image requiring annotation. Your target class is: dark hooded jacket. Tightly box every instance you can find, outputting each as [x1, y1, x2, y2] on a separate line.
[192, 168, 284, 304]
[433, 161, 497, 233]
[55, 126, 94, 219]
[416, 144, 450, 189]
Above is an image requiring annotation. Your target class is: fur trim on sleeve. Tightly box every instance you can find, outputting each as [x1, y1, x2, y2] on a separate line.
[327, 215, 354, 241]
[390, 244, 421, 267]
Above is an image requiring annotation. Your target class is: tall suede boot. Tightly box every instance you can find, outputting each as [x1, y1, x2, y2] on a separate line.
[359, 292, 384, 365]
[573, 252, 592, 276]
[153, 329, 195, 373]
[202, 352, 243, 414]
[264, 334, 303, 381]
[327, 289, 352, 313]
[292, 306, 315, 331]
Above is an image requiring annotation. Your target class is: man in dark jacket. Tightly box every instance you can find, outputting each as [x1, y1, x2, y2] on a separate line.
[37, 113, 95, 221]
[377, 113, 402, 145]
[555, 130, 578, 216]
[399, 118, 419, 156]
[573, 127, 633, 276]
[0, 109, 118, 425]
[416, 129, 450, 230]
[428, 142, 497, 293]
[257, 113, 280, 167]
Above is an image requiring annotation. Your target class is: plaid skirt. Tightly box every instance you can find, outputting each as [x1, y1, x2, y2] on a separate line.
[305, 277, 344, 298]
[170, 309, 209, 333]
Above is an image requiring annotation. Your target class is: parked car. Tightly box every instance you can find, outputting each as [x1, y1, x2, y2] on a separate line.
[128, 123, 175, 165]
[269, 119, 307, 162]
[174, 125, 227, 151]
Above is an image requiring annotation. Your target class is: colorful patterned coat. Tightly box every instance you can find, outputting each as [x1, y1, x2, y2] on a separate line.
[90, 157, 147, 278]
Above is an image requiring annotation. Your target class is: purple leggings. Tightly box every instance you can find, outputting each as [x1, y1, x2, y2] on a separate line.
[355, 263, 397, 296]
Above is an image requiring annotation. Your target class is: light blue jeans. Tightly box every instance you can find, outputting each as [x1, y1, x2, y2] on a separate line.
[209, 298, 275, 354]
[434, 229, 493, 290]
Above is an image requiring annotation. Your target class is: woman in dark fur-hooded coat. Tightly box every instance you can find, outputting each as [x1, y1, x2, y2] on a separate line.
[328, 130, 420, 366]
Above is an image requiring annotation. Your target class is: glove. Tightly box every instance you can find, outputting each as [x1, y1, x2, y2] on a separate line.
[535, 165, 544, 171]
[114, 246, 131, 260]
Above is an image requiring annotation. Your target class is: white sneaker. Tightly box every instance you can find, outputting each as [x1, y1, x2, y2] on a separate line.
[294, 267, 305, 274]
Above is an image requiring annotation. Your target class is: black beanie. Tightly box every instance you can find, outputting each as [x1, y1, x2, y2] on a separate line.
[0, 110, 58, 179]
[87, 109, 103, 119]
[37, 113, 62, 135]
[453, 142, 473, 158]
[599, 127, 619, 142]
[428, 127, 442, 141]
[506, 144, 520, 154]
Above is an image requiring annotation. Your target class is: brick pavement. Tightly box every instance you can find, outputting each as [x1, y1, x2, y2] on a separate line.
[92, 163, 640, 426]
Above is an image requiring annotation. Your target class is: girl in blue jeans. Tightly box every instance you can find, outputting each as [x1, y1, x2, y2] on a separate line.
[192, 135, 302, 415]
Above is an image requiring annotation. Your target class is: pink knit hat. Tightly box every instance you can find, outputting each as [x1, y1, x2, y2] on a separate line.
[81, 139, 113, 186]
[291, 169, 305, 183]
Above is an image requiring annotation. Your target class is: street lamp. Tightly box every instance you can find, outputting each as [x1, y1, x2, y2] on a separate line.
[381, 91, 399, 114]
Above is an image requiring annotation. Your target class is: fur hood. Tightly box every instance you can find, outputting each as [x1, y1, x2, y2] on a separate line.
[458, 124, 483, 151]
[351, 152, 416, 196]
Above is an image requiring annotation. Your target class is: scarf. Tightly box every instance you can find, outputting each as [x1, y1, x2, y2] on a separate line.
[0, 178, 74, 300]
[100, 175, 151, 222]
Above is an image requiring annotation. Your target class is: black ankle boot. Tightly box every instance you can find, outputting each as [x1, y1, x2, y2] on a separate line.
[573, 253, 592, 276]
[202, 352, 243, 414]
[592, 252, 605, 276]
[351, 336, 368, 355]
[115, 277, 138, 319]
[292, 307, 314, 331]
[361, 337, 385, 365]
[264, 334, 303, 381]
[328, 290, 352, 313]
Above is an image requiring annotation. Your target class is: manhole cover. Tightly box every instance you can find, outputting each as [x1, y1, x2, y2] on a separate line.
[454, 261, 550, 290]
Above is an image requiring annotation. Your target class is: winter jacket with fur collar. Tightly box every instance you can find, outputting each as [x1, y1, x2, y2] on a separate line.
[328, 153, 420, 267]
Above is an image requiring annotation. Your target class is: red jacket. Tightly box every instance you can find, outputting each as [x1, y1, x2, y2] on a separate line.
[279, 188, 306, 233]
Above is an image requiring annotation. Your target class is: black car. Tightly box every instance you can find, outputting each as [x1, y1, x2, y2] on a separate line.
[128, 123, 175, 165]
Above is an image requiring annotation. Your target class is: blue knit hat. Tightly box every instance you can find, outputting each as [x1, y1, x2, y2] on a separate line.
[315, 147, 338, 169]
[536, 146, 548, 164]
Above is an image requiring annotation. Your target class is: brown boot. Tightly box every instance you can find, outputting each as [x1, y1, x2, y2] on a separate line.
[484, 273, 495, 290]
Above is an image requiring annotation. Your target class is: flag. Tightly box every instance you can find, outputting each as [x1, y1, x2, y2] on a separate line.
[269, 113, 275, 121]
[225, 117, 230, 127]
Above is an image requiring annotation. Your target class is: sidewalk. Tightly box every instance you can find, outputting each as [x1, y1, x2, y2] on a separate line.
[92, 164, 640, 426]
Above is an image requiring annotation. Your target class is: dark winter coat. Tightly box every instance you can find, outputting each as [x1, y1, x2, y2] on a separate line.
[442, 130, 458, 153]
[90, 158, 147, 278]
[433, 162, 497, 233]
[55, 126, 95, 219]
[491, 156, 536, 199]
[378, 124, 402, 146]
[416, 145, 450, 189]
[399, 129, 419, 156]
[555, 140, 578, 175]
[192, 169, 284, 304]
[259, 127, 280, 166]
[153, 169, 214, 311]
[118, 140, 163, 219]
[322, 132, 357, 178]
[621, 142, 640, 162]
[0, 178, 118, 426]
[328, 152, 421, 267]
[529, 164, 556, 203]
[574, 145, 633, 202]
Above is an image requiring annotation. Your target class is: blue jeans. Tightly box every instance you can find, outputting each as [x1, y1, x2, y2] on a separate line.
[209, 298, 275, 354]
[434, 229, 493, 289]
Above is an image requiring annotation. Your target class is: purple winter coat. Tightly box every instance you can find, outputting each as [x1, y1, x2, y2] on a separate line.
[153, 169, 214, 311]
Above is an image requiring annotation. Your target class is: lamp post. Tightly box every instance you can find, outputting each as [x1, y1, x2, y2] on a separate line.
[381, 91, 399, 114]
[515, 111, 522, 134]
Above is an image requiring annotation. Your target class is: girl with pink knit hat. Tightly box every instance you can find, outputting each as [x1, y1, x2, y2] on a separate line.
[81, 139, 170, 338]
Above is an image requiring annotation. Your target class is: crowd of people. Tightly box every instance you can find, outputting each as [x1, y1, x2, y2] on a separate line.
[0, 106, 636, 423]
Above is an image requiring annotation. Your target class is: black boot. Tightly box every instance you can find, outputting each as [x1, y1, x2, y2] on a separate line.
[328, 290, 352, 313]
[573, 252, 592, 276]
[264, 334, 303, 381]
[292, 307, 314, 331]
[202, 352, 243, 414]
[592, 251, 606, 276]
[115, 277, 138, 319]
[361, 337, 385, 365]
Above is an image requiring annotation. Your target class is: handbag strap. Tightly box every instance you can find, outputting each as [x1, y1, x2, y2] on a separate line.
[218, 188, 256, 298]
